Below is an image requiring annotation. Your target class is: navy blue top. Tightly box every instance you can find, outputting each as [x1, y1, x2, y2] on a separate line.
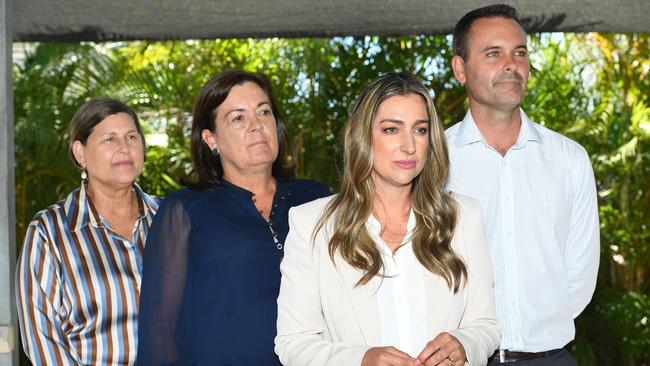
[137, 179, 330, 365]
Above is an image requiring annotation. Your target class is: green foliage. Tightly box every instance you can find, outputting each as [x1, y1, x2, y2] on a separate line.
[13, 32, 650, 365]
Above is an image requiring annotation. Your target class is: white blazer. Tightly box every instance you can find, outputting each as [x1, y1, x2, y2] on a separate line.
[275, 194, 500, 366]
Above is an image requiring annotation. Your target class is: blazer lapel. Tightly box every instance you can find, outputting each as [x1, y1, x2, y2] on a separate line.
[336, 256, 383, 346]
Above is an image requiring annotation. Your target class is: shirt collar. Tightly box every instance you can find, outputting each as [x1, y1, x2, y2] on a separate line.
[454, 108, 543, 148]
[66, 182, 156, 232]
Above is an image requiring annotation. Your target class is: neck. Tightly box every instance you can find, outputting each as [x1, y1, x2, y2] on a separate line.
[470, 104, 522, 156]
[372, 181, 411, 222]
[85, 180, 137, 215]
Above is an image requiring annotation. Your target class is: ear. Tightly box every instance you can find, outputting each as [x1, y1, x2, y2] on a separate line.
[201, 129, 218, 151]
[451, 55, 467, 85]
[72, 140, 86, 168]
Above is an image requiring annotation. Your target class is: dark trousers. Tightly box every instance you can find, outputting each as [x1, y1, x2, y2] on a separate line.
[488, 349, 578, 366]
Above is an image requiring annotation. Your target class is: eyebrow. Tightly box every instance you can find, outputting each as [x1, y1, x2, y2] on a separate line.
[379, 119, 429, 124]
[224, 101, 272, 117]
[481, 44, 528, 53]
[99, 129, 139, 136]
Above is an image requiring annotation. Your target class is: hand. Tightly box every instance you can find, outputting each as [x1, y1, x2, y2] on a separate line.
[416, 332, 467, 366]
[362, 346, 419, 366]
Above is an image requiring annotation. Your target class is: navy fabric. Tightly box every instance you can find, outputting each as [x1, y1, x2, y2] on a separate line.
[137, 179, 330, 365]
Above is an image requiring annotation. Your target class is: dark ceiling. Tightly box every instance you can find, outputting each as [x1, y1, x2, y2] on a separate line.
[13, 0, 649, 42]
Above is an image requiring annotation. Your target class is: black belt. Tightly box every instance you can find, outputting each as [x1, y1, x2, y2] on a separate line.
[489, 349, 562, 363]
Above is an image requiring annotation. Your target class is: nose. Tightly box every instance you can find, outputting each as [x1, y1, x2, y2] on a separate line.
[400, 133, 416, 155]
[117, 136, 131, 153]
[249, 113, 263, 132]
[504, 54, 518, 73]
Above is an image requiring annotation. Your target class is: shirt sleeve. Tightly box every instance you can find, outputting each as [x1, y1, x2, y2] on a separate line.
[137, 194, 191, 365]
[16, 216, 80, 365]
[564, 148, 600, 318]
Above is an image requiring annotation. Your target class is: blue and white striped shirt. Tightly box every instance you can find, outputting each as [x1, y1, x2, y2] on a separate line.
[16, 183, 159, 365]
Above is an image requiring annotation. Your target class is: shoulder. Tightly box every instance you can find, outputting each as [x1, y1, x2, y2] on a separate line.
[532, 121, 590, 159]
[283, 179, 331, 199]
[450, 192, 482, 217]
[156, 187, 207, 213]
[28, 201, 66, 231]
[135, 186, 162, 211]
[445, 121, 462, 138]
[288, 195, 335, 224]
[22, 193, 71, 252]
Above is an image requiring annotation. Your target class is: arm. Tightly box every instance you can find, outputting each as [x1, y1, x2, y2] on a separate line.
[137, 195, 191, 365]
[565, 148, 599, 317]
[446, 198, 500, 366]
[16, 218, 80, 365]
[275, 206, 371, 366]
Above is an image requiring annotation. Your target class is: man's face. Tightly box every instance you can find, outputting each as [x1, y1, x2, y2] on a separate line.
[452, 17, 529, 113]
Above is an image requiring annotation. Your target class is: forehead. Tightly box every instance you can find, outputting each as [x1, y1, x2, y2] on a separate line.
[467, 17, 527, 50]
[374, 94, 429, 120]
[222, 81, 270, 107]
[92, 112, 137, 133]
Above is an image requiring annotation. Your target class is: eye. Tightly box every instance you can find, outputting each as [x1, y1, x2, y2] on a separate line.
[258, 108, 273, 117]
[486, 50, 499, 58]
[232, 114, 244, 123]
[414, 127, 428, 136]
[127, 134, 140, 141]
[104, 136, 115, 143]
[383, 127, 398, 134]
[514, 49, 528, 57]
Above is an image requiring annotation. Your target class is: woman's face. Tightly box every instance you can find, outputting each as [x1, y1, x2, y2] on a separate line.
[370, 93, 430, 191]
[73, 112, 145, 189]
[202, 81, 279, 178]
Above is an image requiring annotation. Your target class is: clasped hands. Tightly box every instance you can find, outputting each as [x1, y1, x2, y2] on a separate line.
[361, 332, 466, 366]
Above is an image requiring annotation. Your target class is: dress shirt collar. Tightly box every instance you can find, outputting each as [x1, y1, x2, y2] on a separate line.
[454, 108, 543, 148]
[67, 182, 154, 232]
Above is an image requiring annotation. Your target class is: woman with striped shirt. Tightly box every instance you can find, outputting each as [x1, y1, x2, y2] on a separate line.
[16, 97, 160, 365]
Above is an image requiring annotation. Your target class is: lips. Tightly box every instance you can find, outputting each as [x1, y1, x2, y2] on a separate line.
[249, 140, 268, 147]
[113, 160, 134, 166]
[395, 160, 416, 169]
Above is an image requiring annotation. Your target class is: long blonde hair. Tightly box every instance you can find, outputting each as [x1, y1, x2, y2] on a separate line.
[314, 73, 467, 292]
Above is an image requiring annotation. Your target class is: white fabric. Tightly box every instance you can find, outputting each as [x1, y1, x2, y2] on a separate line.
[275, 194, 500, 366]
[366, 212, 428, 357]
[445, 109, 600, 352]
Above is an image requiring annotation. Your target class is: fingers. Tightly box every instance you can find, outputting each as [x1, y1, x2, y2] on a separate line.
[362, 346, 418, 366]
[416, 333, 467, 366]
[383, 346, 418, 366]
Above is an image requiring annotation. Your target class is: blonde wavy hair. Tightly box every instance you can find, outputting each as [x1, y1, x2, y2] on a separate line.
[314, 73, 467, 292]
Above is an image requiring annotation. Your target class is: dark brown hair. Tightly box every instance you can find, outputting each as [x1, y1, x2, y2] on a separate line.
[68, 97, 144, 168]
[190, 69, 294, 190]
[453, 4, 524, 60]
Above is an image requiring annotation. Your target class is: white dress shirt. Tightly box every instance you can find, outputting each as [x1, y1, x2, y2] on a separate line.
[366, 211, 428, 357]
[445, 110, 599, 352]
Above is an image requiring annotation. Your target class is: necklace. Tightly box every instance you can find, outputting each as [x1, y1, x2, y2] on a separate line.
[251, 195, 264, 216]
[251, 194, 282, 250]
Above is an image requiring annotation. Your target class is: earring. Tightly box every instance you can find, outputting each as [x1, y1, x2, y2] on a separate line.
[211, 148, 220, 157]
[81, 169, 88, 181]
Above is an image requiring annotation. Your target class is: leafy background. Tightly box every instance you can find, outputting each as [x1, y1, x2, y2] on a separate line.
[12, 33, 649, 365]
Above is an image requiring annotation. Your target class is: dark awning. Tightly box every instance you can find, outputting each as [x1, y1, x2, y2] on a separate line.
[13, 0, 649, 42]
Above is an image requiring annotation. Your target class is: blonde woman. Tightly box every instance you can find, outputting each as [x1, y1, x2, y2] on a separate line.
[275, 74, 499, 366]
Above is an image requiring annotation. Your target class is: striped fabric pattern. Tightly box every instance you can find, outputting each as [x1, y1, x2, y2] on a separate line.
[16, 183, 159, 365]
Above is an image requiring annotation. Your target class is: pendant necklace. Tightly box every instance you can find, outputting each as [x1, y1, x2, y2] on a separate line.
[252, 194, 282, 250]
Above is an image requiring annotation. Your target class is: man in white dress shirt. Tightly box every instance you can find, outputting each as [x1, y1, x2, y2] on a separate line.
[445, 4, 600, 365]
